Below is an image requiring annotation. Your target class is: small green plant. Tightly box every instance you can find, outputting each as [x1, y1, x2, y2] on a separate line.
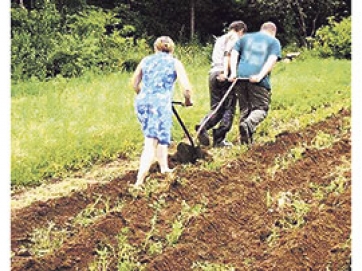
[142, 195, 168, 256]
[192, 261, 236, 271]
[166, 219, 184, 246]
[309, 183, 325, 201]
[310, 131, 337, 150]
[326, 175, 348, 194]
[128, 177, 167, 199]
[243, 257, 256, 267]
[201, 159, 224, 171]
[88, 244, 113, 271]
[289, 197, 310, 227]
[117, 228, 144, 271]
[172, 176, 190, 187]
[73, 195, 111, 227]
[143, 178, 161, 198]
[29, 221, 68, 257]
[268, 145, 305, 177]
[166, 201, 206, 246]
[309, 158, 350, 201]
[266, 191, 310, 249]
[266, 226, 280, 247]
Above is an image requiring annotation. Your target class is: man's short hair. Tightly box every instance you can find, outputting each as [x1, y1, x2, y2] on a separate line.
[228, 21, 247, 33]
[261, 22, 277, 33]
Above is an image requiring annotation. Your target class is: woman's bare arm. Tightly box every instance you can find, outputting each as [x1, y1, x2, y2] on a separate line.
[131, 61, 143, 94]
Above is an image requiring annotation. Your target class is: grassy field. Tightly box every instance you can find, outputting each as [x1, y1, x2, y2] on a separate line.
[11, 57, 351, 186]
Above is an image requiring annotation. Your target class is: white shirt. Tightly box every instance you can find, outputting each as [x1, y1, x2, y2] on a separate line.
[210, 32, 239, 74]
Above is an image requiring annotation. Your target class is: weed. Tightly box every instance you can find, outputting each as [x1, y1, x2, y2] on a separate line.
[192, 261, 236, 271]
[29, 221, 68, 257]
[73, 195, 111, 227]
[166, 219, 184, 246]
[310, 131, 337, 150]
[117, 228, 144, 270]
[201, 159, 224, 171]
[143, 195, 167, 256]
[243, 257, 256, 267]
[172, 176, 189, 187]
[309, 157, 350, 200]
[88, 244, 113, 271]
[268, 145, 305, 177]
[166, 200, 206, 246]
[266, 226, 280, 247]
[143, 178, 160, 198]
[266, 191, 311, 248]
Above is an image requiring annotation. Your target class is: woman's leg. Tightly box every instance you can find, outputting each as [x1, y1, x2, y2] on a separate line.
[135, 137, 157, 186]
[156, 143, 173, 173]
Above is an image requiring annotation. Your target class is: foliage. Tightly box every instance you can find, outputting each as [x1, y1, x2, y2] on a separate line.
[250, 0, 350, 46]
[11, 0, 351, 82]
[72, 195, 111, 227]
[11, 4, 63, 81]
[192, 261, 236, 271]
[313, 16, 351, 59]
[28, 221, 68, 257]
[173, 42, 212, 68]
[166, 201, 205, 246]
[11, 4, 150, 81]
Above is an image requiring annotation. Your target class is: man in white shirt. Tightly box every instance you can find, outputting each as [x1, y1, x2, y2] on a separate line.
[196, 20, 247, 147]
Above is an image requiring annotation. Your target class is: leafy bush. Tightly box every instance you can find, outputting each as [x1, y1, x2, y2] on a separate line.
[174, 42, 212, 68]
[313, 16, 351, 59]
[11, 5, 150, 82]
[11, 4, 62, 81]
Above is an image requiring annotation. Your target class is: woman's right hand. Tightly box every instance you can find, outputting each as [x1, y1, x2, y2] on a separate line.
[184, 97, 193, 107]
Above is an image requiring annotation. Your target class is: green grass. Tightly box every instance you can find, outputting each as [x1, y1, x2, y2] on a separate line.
[11, 57, 350, 186]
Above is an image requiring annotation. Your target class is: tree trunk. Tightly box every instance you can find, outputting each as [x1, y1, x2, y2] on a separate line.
[294, 0, 308, 47]
[190, 0, 195, 40]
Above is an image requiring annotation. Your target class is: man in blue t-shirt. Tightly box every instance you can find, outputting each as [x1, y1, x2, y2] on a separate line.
[229, 21, 281, 145]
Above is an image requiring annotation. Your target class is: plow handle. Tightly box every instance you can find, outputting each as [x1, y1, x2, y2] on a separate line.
[171, 104, 196, 148]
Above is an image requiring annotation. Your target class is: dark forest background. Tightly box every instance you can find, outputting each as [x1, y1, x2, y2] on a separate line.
[11, 0, 352, 81]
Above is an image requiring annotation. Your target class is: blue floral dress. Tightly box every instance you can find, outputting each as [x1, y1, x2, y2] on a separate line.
[135, 52, 177, 145]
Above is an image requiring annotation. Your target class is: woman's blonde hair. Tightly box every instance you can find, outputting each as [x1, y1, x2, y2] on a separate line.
[154, 36, 175, 53]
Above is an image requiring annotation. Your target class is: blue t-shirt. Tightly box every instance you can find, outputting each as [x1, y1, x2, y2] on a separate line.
[233, 32, 281, 90]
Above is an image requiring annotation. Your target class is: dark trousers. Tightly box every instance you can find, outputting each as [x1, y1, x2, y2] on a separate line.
[199, 71, 236, 143]
[234, 81, 271, 134]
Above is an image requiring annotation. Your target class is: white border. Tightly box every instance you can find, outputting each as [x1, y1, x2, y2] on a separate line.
[351, 0, 361, 269]
[1, 1, 11, 270]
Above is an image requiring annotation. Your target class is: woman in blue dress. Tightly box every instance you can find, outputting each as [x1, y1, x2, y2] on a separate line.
[131, 36, 193, 186]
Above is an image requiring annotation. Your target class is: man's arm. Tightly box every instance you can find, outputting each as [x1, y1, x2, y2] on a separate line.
[229, 49, 239, 81]
[249, 55, 278, 83]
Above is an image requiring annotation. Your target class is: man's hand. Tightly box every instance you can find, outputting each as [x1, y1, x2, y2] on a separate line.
[249, 74, 263, 83]
[228, 74, 237, 82]
[216, 73, 227, 82]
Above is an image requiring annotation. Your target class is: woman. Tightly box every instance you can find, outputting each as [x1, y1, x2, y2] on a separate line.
[131, 36, 193, 186]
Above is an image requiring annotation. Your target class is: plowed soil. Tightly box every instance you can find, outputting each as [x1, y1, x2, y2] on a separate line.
[11, 109, 351, 271]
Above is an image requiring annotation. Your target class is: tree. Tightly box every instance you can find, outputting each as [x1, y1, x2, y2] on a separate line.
[190, 0, 195, 40]
[250, 0, 351, 47]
